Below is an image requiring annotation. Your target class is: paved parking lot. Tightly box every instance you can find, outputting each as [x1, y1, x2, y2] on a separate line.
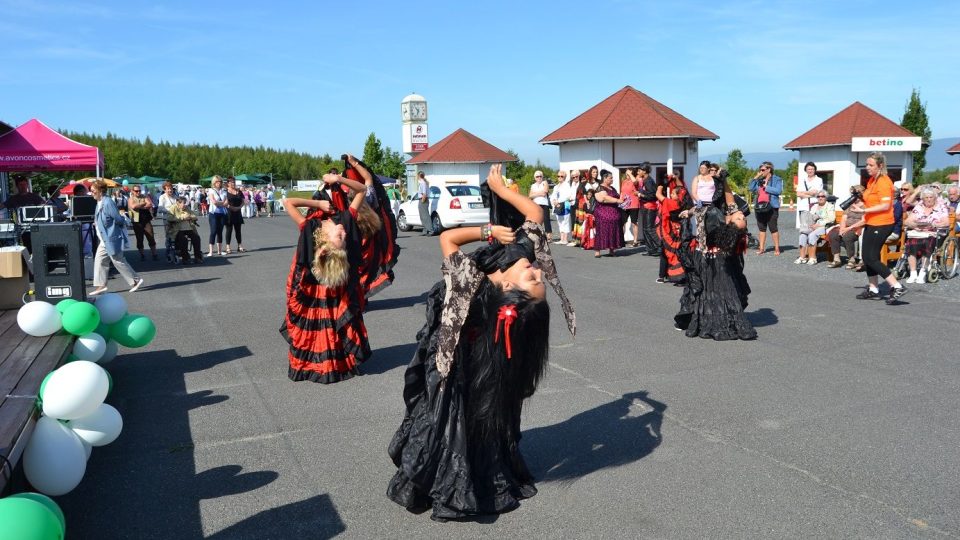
[57, 214, 960, 538]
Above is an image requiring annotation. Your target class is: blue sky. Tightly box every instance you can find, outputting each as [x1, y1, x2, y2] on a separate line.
[1, 0, 956, 168]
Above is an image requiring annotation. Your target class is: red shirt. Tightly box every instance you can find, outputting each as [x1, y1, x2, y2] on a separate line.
[620, 179, 640, 209]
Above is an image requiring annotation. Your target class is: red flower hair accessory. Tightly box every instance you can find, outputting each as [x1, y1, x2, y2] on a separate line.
[494, 304, 518, 359]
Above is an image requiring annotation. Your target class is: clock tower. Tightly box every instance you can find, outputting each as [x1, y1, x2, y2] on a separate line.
[401, 93, 428, 155]
[401, 93, 428, 195]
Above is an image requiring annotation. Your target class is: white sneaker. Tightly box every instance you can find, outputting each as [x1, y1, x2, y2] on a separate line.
[794, 257, 806, 264]
[806, 258, 817, 265]
[906, 273, 917, 284]
[917, 271, 926, 284]
[129, 277, 145, 292]
[566, 241, 577, 246]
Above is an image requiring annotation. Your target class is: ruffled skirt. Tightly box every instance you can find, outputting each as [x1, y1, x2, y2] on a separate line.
[674, 249, 756, 340]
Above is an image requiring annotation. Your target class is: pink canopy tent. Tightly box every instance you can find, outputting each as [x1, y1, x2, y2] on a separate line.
[0, 118, 104, 175]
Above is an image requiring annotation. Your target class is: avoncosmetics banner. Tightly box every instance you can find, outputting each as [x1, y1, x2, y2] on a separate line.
[0, 119, 104, 172]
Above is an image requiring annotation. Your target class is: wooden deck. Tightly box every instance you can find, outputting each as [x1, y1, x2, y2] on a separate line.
[0, 309, 74, 494]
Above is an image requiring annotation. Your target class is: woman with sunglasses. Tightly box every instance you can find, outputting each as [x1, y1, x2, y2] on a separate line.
[127, 184, 158, 261]
[206, 176, 228, 256]
[748, 162, 783, 255]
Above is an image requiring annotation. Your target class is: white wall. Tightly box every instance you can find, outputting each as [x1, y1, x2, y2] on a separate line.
[420, 162, 505, 187]
[796, 146, 915, 198]
[555, 138, 699, 181]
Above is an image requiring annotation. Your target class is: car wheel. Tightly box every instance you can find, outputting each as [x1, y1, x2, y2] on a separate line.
[397, 211, 411, 232]
[432, 214, 444, 234]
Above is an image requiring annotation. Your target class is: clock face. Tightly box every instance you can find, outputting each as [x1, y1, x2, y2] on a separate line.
[411, 102, 427, 120]
[401, 103, 411, 121]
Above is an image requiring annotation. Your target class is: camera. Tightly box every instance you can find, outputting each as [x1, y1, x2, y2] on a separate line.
[839, 186, 863, 211]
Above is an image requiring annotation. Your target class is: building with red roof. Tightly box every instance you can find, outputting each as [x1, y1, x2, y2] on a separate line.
[784, 102, 923, 197]
[947, 142, 960, 156]
[406, 128, 516, 186]
[541, 86, 717, 181]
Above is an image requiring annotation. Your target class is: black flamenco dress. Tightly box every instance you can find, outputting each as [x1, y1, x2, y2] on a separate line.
[280, 207, 372, 383]
[387, 221, 576, 521]
[674, 204, 757, 341]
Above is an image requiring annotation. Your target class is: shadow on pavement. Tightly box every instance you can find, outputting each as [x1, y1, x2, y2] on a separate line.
[523, 391, 665, 484]
[362, 342, 417, 375]
[56, 346, 310, 539]
[140, 277, 220, 292]
[207, 493, 346, 539]
[365, 292, 428, 312]
[746, 307, 779, 327]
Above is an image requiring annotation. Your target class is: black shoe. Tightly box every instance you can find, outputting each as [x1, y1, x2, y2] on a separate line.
[885, 286, 908, 305]
[855, 288, 881, 300]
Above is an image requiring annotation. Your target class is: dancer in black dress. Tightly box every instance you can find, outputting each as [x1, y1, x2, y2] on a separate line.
[387, 164, 576, 521]
[674, 170, 757, 340]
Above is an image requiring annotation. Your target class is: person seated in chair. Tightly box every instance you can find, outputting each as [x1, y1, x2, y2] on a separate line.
[903, 188, 949, 284]
[826, 193, 865, 268]
[166, 196, 204, 264]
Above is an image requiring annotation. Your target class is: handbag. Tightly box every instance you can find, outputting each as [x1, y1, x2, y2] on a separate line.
[553, 202, 566, 216]
[754, 201, 772, 214]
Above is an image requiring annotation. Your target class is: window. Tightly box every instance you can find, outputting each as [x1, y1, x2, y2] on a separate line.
[446, 186, 480, 197]
[429, 186, 441, 199]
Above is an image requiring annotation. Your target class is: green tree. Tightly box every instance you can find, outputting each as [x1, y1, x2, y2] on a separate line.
[900, 88, 932, 182]
[380, 146, 406, 179]
[504, 149, 526, 182]
[362, 132, 384, 173]
[774, 158, 799, 203]
[723, 149, 750, 192]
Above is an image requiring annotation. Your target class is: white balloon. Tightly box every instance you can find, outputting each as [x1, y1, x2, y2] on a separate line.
[16, 301, 61, 337]
[23, 416, 87, 495]
[42, 361, 109, 420]
[69, 403, 122, 447]
[79, 436, 92, 460]
[99, 339, 120, 364]
[73, 332, 106, 362]
[94, 293, 127, 325]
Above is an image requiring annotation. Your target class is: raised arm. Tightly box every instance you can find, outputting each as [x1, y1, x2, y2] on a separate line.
[486, 164, 541, 223]
[346, 154, 374, 186]
[327, 172, 366, 194]
[283, 197, 330, 226]
[440, 225, 514, 258]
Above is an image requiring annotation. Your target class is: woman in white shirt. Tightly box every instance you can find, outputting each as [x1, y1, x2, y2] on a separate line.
[550, 170, 575, 244]
[206, 176, 228, 256]
[795, 162, 824, 228]
[529, 171, 552, 239]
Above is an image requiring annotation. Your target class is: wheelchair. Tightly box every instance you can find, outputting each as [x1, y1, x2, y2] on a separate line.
[894, 227, 953, 283]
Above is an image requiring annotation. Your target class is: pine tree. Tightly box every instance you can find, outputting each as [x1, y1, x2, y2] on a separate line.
[900, 88, 932, 182]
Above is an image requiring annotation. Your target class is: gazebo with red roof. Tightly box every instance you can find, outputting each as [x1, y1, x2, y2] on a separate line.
[783, 101, 923, 196]
[406, 128, 517, 188]
[540, 85, 717, 181]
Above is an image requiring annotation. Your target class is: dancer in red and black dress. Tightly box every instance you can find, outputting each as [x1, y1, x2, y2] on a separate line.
[280, 175, 371, 383]
[387, 164, 576, 521]
[656, 176, 691, 284]
[316, 155, 400, 303]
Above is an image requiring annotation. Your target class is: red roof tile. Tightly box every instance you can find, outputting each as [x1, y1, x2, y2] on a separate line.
[784, 102, 917, 149]
[947, 142, 960, 155]
[540, 86, 718, 144]
[407, 128, 517, 164]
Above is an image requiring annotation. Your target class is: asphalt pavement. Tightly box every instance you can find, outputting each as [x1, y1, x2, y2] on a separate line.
[56, 213, 960, 539]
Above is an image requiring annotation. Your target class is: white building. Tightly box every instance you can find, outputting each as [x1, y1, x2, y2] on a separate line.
[784, 102, 921, 196]
[540, 86, 718, 183]
[406, 128, 516, 187]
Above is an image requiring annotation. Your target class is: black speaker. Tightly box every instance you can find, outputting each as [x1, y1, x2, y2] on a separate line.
[28, 222, 86, 302]
[71, 196, 96, 221]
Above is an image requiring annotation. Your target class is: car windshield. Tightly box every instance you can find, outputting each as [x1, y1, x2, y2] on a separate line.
[446, 186, 480, 197]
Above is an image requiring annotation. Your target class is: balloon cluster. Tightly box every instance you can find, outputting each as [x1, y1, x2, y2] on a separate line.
[0, 492, 65, 540]
[13, 294, 156, 500]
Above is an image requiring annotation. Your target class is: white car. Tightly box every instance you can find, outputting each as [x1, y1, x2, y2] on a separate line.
[397, 183, 489, 233]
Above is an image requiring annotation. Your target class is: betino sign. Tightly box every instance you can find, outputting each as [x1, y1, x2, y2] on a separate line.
[851, 137, 922, 152]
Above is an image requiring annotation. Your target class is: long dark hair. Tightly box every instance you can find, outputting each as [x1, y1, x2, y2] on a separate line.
[464, 279, 550, 444]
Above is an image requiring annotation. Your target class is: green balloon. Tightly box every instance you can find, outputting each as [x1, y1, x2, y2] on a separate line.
[111, 314, 156, 348]
[55, 298, 78, 315]
[38, 371, 55, 401]
[61, 301, 101, 336]
[63, 354, 79, 363]
[0, 497, 63, 540]
[94, 321, 111, 339]
[7, 493, 65, 538]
